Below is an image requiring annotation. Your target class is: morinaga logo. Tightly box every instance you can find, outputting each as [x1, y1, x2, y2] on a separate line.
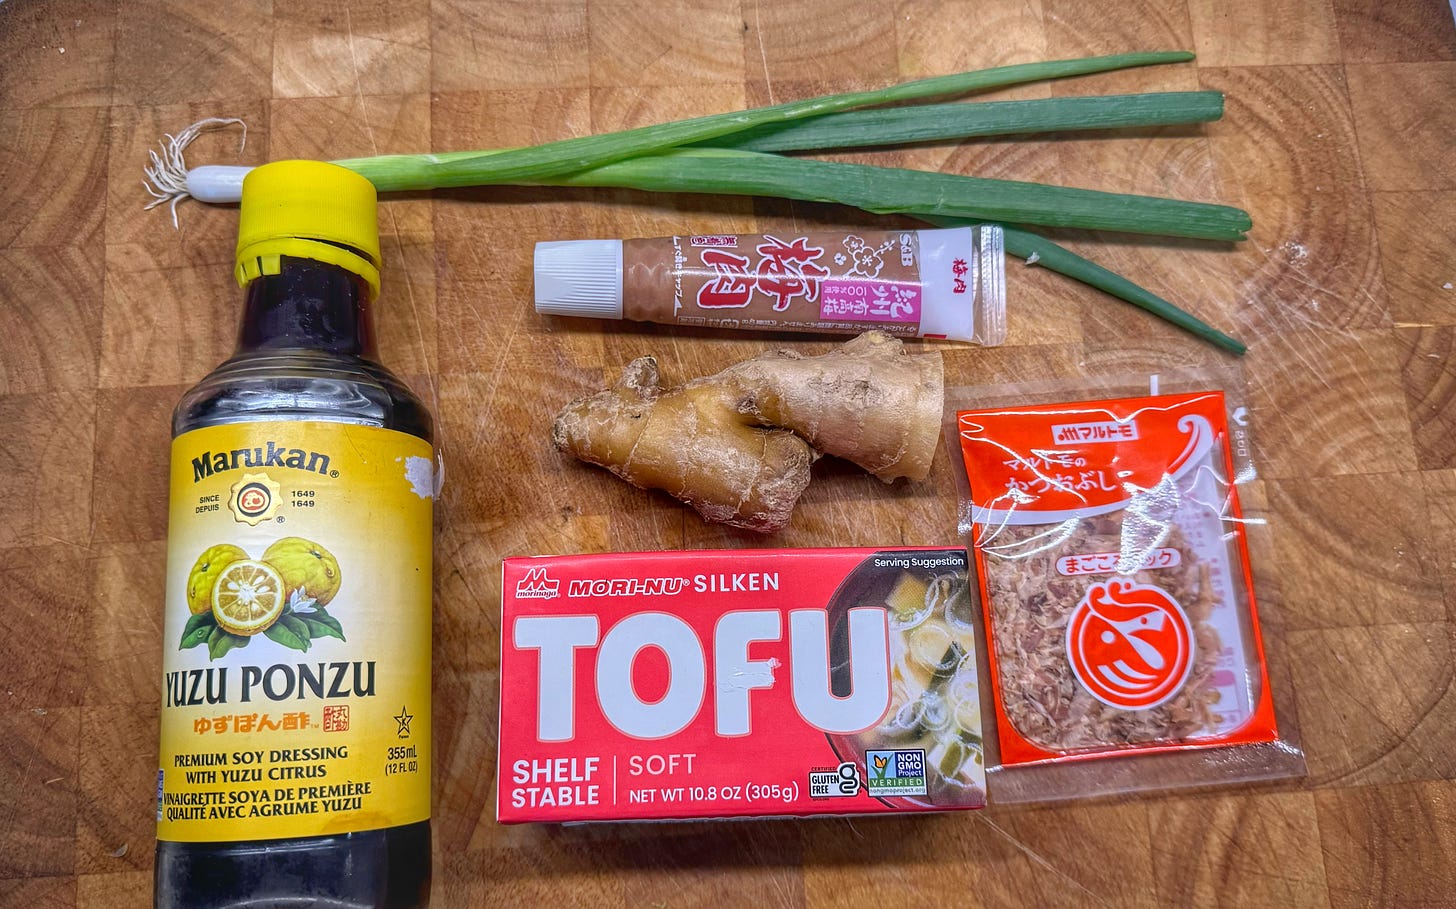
[192, 442, 333, 483]
[516, 568, 560, 599]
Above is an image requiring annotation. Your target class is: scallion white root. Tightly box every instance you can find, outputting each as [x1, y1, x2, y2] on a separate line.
[143, 118, 248, 227]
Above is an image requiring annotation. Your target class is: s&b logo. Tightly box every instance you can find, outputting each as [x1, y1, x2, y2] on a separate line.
[1066, 578, 1193, 710]
[229, 473, 281, 526]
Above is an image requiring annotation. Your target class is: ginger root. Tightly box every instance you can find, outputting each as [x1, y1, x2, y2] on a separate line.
[551, 331, 944, 532]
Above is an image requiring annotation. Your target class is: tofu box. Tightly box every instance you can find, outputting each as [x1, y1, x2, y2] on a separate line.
[497, 548, 986, 823]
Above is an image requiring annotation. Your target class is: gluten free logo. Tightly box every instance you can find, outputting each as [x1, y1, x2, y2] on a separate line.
[1066, 578, 1193, 710]
[808, 762, 862, 799]
[229, 473, 281, 526]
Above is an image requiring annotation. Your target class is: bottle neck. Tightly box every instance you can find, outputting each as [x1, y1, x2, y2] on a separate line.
[237, 256, 376, 357]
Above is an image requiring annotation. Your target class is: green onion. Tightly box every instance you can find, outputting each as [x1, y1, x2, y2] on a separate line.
[708, 92, 1226, 152]
[338, 51, 1196, 187]
[150, 48, 1250, 351]
[921, 215, 1244, 354]
[1000, 227, 1246, 354]
[518, 147, 1251, 241]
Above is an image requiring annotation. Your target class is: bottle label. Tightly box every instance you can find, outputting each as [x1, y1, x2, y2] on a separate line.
[157, 421, 433, 842]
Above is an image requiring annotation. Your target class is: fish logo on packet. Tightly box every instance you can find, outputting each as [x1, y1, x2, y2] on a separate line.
[1066, 579, 1193, 710]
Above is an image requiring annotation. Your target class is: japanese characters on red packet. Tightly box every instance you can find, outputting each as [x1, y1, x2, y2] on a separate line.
[956, 391, 1280, 768]
[497, 548, 986, 823]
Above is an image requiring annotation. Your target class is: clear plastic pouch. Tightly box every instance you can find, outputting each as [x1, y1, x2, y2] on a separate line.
[947, 372, 1305, 803]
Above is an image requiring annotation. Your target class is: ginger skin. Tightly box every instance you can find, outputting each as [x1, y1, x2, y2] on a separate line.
[551, 332, 944, 532]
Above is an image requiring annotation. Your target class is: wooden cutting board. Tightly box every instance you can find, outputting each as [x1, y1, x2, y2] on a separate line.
[1, 0, 1453, 905]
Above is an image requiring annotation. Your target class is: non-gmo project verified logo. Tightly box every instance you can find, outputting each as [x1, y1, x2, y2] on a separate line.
[515, 568, 559, 599]
[865, 749, 928, 797]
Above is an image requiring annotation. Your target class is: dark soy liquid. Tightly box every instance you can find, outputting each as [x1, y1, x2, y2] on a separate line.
[157, 257, 432, 909]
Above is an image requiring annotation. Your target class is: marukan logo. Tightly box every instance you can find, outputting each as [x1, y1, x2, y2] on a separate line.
[1065, 579, 1193, 710]
[227, 472, 280, 526]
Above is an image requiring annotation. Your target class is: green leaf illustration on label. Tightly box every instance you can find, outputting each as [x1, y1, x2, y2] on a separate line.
[265, 615, 313, 652]
[180, 612, 217, 649]
[207, 626, 250, 661]
[299, 607, 346, 642]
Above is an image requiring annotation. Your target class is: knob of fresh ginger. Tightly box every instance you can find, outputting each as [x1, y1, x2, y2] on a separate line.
[551, 332, 944, 532]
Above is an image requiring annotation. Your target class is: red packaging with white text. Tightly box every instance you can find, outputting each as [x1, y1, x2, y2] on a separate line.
[498, 548, 986, 823]
[956, 391, 1291, 783]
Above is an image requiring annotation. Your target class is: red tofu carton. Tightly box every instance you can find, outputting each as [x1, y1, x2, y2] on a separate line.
[498, 548, 987, 823]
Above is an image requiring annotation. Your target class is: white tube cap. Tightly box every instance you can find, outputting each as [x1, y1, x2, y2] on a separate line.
[534, 239, 624, 320]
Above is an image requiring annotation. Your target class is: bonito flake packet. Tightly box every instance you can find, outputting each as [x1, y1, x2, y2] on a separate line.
[955, 391, 1283, 770]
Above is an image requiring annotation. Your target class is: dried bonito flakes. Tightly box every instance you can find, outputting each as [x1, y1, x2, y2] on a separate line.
[956, 391, 1280, 766]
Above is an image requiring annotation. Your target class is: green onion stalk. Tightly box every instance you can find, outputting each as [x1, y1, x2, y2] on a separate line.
[344, 51, 1203, 185]
[710, 91, 1224, 152]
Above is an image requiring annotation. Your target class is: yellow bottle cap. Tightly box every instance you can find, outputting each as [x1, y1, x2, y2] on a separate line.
[234, 160, 382, 299]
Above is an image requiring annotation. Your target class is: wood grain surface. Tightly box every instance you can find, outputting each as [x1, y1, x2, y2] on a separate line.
[2, 0, 1454, 906]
